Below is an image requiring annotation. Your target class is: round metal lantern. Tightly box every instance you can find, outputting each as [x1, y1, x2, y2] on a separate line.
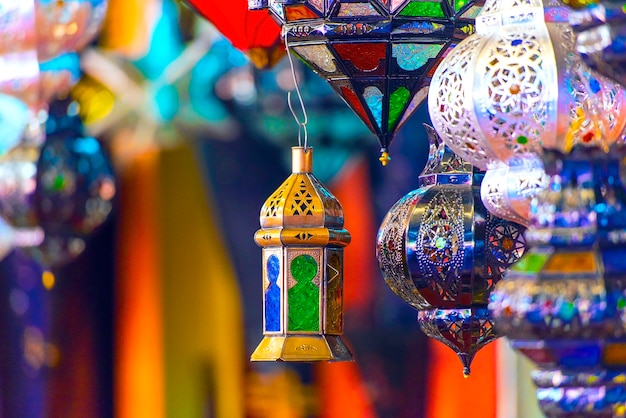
[376, 125, 526, 376]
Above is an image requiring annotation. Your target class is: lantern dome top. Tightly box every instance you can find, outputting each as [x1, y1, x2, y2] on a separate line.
[255, 147, 351, 248]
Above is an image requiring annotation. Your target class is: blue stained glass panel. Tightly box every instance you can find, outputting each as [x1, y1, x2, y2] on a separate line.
[265, 254, 282, 332]
[363, 86, 383, 129]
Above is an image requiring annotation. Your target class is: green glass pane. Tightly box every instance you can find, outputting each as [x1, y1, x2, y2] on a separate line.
[511, 251, 550, 274]
[288, 254, 320, 331]
[454, 0, 469, 12]
[399, 1, 445, 17]
[388, 86, 410, 131]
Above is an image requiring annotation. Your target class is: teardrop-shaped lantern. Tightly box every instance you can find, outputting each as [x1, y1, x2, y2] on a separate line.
[377, 125, 527, 376]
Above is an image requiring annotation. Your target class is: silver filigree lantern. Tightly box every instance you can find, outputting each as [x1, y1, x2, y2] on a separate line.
[376, 125, 527, 376]
[427, 0, 626, 225]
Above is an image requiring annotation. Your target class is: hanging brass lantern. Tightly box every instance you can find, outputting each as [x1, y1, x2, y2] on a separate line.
[251, 146, 353, 362]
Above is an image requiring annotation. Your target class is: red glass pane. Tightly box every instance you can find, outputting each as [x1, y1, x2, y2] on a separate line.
[183, 0, 281, 51]
[333, 43, 386, 72]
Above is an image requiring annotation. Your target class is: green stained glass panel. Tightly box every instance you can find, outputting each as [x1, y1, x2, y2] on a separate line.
[288, 254, 320, 331]
[399, 1, 445, 17]
[454, 0, 468, 12]
[511, 251, 551, 274]
[388, 86, 410, 131]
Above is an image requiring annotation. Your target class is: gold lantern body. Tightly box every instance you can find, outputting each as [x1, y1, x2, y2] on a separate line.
[251, 147, 352, 361]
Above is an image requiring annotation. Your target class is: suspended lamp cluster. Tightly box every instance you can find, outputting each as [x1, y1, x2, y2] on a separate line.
[250, 0, 484, 164]
[251, 147, 352, 362]
[0, 1, 114, 267]
[376, 125, 526, 376]
[0, 96, 116, 268]
[0, 0, 108, 147]
[427, 0, 626, 225]
[490, 146, 626, 417]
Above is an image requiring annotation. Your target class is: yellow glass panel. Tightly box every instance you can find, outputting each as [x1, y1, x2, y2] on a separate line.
[603, 343, 626, 366]
[542, 251, 597, 274]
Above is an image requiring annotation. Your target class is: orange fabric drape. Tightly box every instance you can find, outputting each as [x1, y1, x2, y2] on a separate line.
[115, 150, 166, 418]
[315, 156, 378, 418]
[99, 0, 156, 57]
[157, 145, 245, 418]
[425, 340, 497, 418]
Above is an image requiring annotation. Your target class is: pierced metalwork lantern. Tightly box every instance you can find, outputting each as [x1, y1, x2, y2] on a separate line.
[376, 125, 526, 376]
[251, 146, 352, 362]
[426, 0, 626, 227]
[489, 146, 626, 417]
[428, 0, 626, 171]
[251, 0, 484, 163]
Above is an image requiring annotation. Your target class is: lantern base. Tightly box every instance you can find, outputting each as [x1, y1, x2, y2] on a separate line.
[250, 334, 353, 362]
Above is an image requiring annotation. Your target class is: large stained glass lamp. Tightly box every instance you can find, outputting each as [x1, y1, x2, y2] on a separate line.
[250, 0, 484, 164]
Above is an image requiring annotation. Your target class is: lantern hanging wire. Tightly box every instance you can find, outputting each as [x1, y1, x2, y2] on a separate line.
[285, 37, 309, 150]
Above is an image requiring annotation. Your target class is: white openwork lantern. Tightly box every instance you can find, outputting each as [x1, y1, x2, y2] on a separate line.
[426, 0, 626, 224]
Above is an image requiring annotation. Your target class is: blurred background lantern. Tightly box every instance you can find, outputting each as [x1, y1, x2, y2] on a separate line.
[251, 146, 352, 362]
[247, 0, 484, 164]
[0, 96, 116, 269]
[0, 0, 108, 149]
[427, 0, 626, 225]
[490, 145, 626, 417]
[181, 0, 284, 68]
[35, 0, 109, 61]
[376, 125, 526, 376]
[565, 0, 626, 87]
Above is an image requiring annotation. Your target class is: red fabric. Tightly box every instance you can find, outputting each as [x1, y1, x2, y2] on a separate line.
[184, 0, 281, 51]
